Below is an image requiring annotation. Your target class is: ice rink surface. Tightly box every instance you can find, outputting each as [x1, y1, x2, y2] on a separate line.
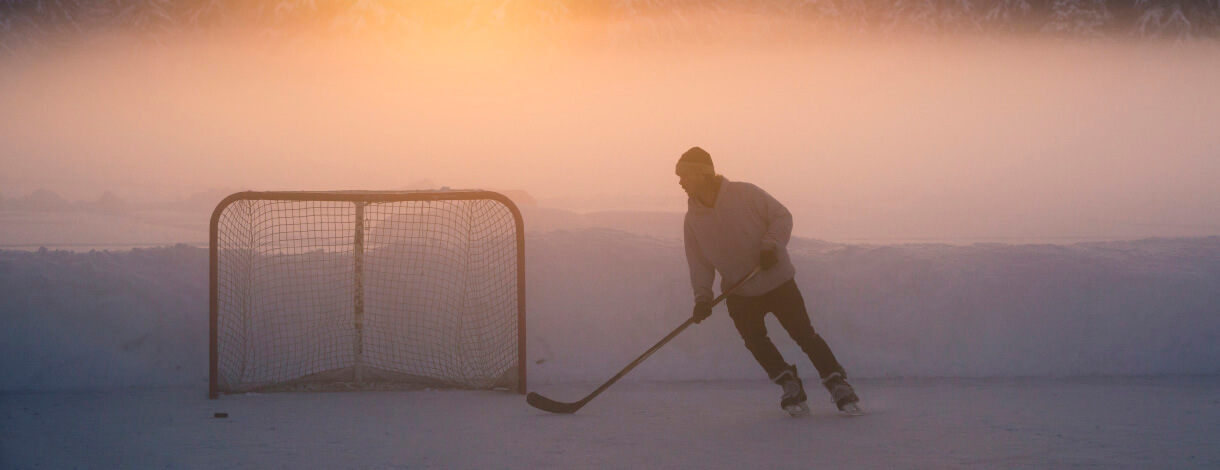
[3, 377, 1217, 469]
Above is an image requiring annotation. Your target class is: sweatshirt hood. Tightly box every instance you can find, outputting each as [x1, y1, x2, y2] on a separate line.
[686, 176, 727, 212]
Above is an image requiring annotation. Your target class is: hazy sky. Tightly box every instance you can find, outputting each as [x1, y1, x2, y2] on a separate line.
[2, 31, 1219, 242]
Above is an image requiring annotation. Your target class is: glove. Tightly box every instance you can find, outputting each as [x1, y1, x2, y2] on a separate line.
[691, 300, 714, 324]
[760, 249, 778, 270]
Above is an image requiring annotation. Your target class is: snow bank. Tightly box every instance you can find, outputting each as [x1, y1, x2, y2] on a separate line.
[527, 232, 1220, 383]
[3, 233, 1219, 392]
[0, 246, 208, 391]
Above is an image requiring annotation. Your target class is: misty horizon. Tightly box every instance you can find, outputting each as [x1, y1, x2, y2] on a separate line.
[3, 3, 1220, 243]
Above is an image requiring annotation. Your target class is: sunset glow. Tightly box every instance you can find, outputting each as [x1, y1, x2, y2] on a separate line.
[3, 2, 1219, 244]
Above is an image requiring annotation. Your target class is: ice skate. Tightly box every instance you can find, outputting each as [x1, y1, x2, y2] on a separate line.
[822, 372, 862, 416]
[772, 365, 809, 417]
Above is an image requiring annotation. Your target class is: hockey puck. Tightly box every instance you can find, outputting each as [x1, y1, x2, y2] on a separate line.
[213, 412, 228, 418]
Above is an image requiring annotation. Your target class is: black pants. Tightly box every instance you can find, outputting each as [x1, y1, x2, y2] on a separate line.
[726, 278, 845, 381]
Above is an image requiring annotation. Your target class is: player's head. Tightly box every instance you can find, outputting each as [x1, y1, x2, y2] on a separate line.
[676, 146, 716, 197]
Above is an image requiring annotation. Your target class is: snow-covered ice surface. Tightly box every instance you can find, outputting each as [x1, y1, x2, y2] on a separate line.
[2, 230, 1219, 467]
[3, 377, 1218, 468]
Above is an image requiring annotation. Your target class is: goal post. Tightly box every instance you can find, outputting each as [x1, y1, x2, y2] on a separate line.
[209, 190, 525, 399]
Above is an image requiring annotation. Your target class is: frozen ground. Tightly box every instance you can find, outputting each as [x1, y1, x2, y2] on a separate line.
[3, 377, 1218, 469]
[2, 232, 1218, 467]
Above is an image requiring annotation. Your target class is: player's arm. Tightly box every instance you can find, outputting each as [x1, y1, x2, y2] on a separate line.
[748, 184, 793, 269]
[684, 220, 717, 322]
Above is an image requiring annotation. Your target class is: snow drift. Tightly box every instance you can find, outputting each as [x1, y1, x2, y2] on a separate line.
[2, 232, 1219, 392]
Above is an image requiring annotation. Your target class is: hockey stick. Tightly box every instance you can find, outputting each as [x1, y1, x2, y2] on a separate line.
[527, 267, 762, 414]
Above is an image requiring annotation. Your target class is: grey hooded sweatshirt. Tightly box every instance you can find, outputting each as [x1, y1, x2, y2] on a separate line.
[683, 176, 796, 303]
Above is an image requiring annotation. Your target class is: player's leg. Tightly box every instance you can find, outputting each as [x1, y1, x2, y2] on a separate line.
[766, 279, 844, 378]
[768, 279, 860, 413]
[726, 293, 788, 379]
[727, 293, 807, 415]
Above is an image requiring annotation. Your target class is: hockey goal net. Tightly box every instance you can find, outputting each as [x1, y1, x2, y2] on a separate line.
[209, 191, 525, 398]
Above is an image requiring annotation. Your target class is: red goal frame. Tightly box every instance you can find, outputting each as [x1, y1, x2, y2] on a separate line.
[209, 190, 526, 399]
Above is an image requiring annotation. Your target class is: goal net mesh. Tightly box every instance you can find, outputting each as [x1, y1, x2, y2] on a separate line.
[212, 193, 522, 395]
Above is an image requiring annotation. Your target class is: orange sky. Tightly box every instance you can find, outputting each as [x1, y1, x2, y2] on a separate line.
[2, 29, 1219, 242]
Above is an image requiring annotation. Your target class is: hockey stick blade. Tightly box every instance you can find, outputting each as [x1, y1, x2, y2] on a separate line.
[526, 267, 762, 414]
[526, 392, 585, 414]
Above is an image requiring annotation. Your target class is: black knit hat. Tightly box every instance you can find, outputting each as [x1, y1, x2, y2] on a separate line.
[676, 147, 714, 176]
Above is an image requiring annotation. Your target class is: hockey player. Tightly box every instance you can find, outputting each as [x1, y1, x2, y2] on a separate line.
[676, 147, 861, 416]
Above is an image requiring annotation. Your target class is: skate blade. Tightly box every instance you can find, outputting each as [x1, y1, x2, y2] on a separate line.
[840, 403, 863, 416]
[784, 402, 810, 417]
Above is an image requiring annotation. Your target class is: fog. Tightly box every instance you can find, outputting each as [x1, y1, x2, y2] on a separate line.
[3, 20, 1219, 242]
